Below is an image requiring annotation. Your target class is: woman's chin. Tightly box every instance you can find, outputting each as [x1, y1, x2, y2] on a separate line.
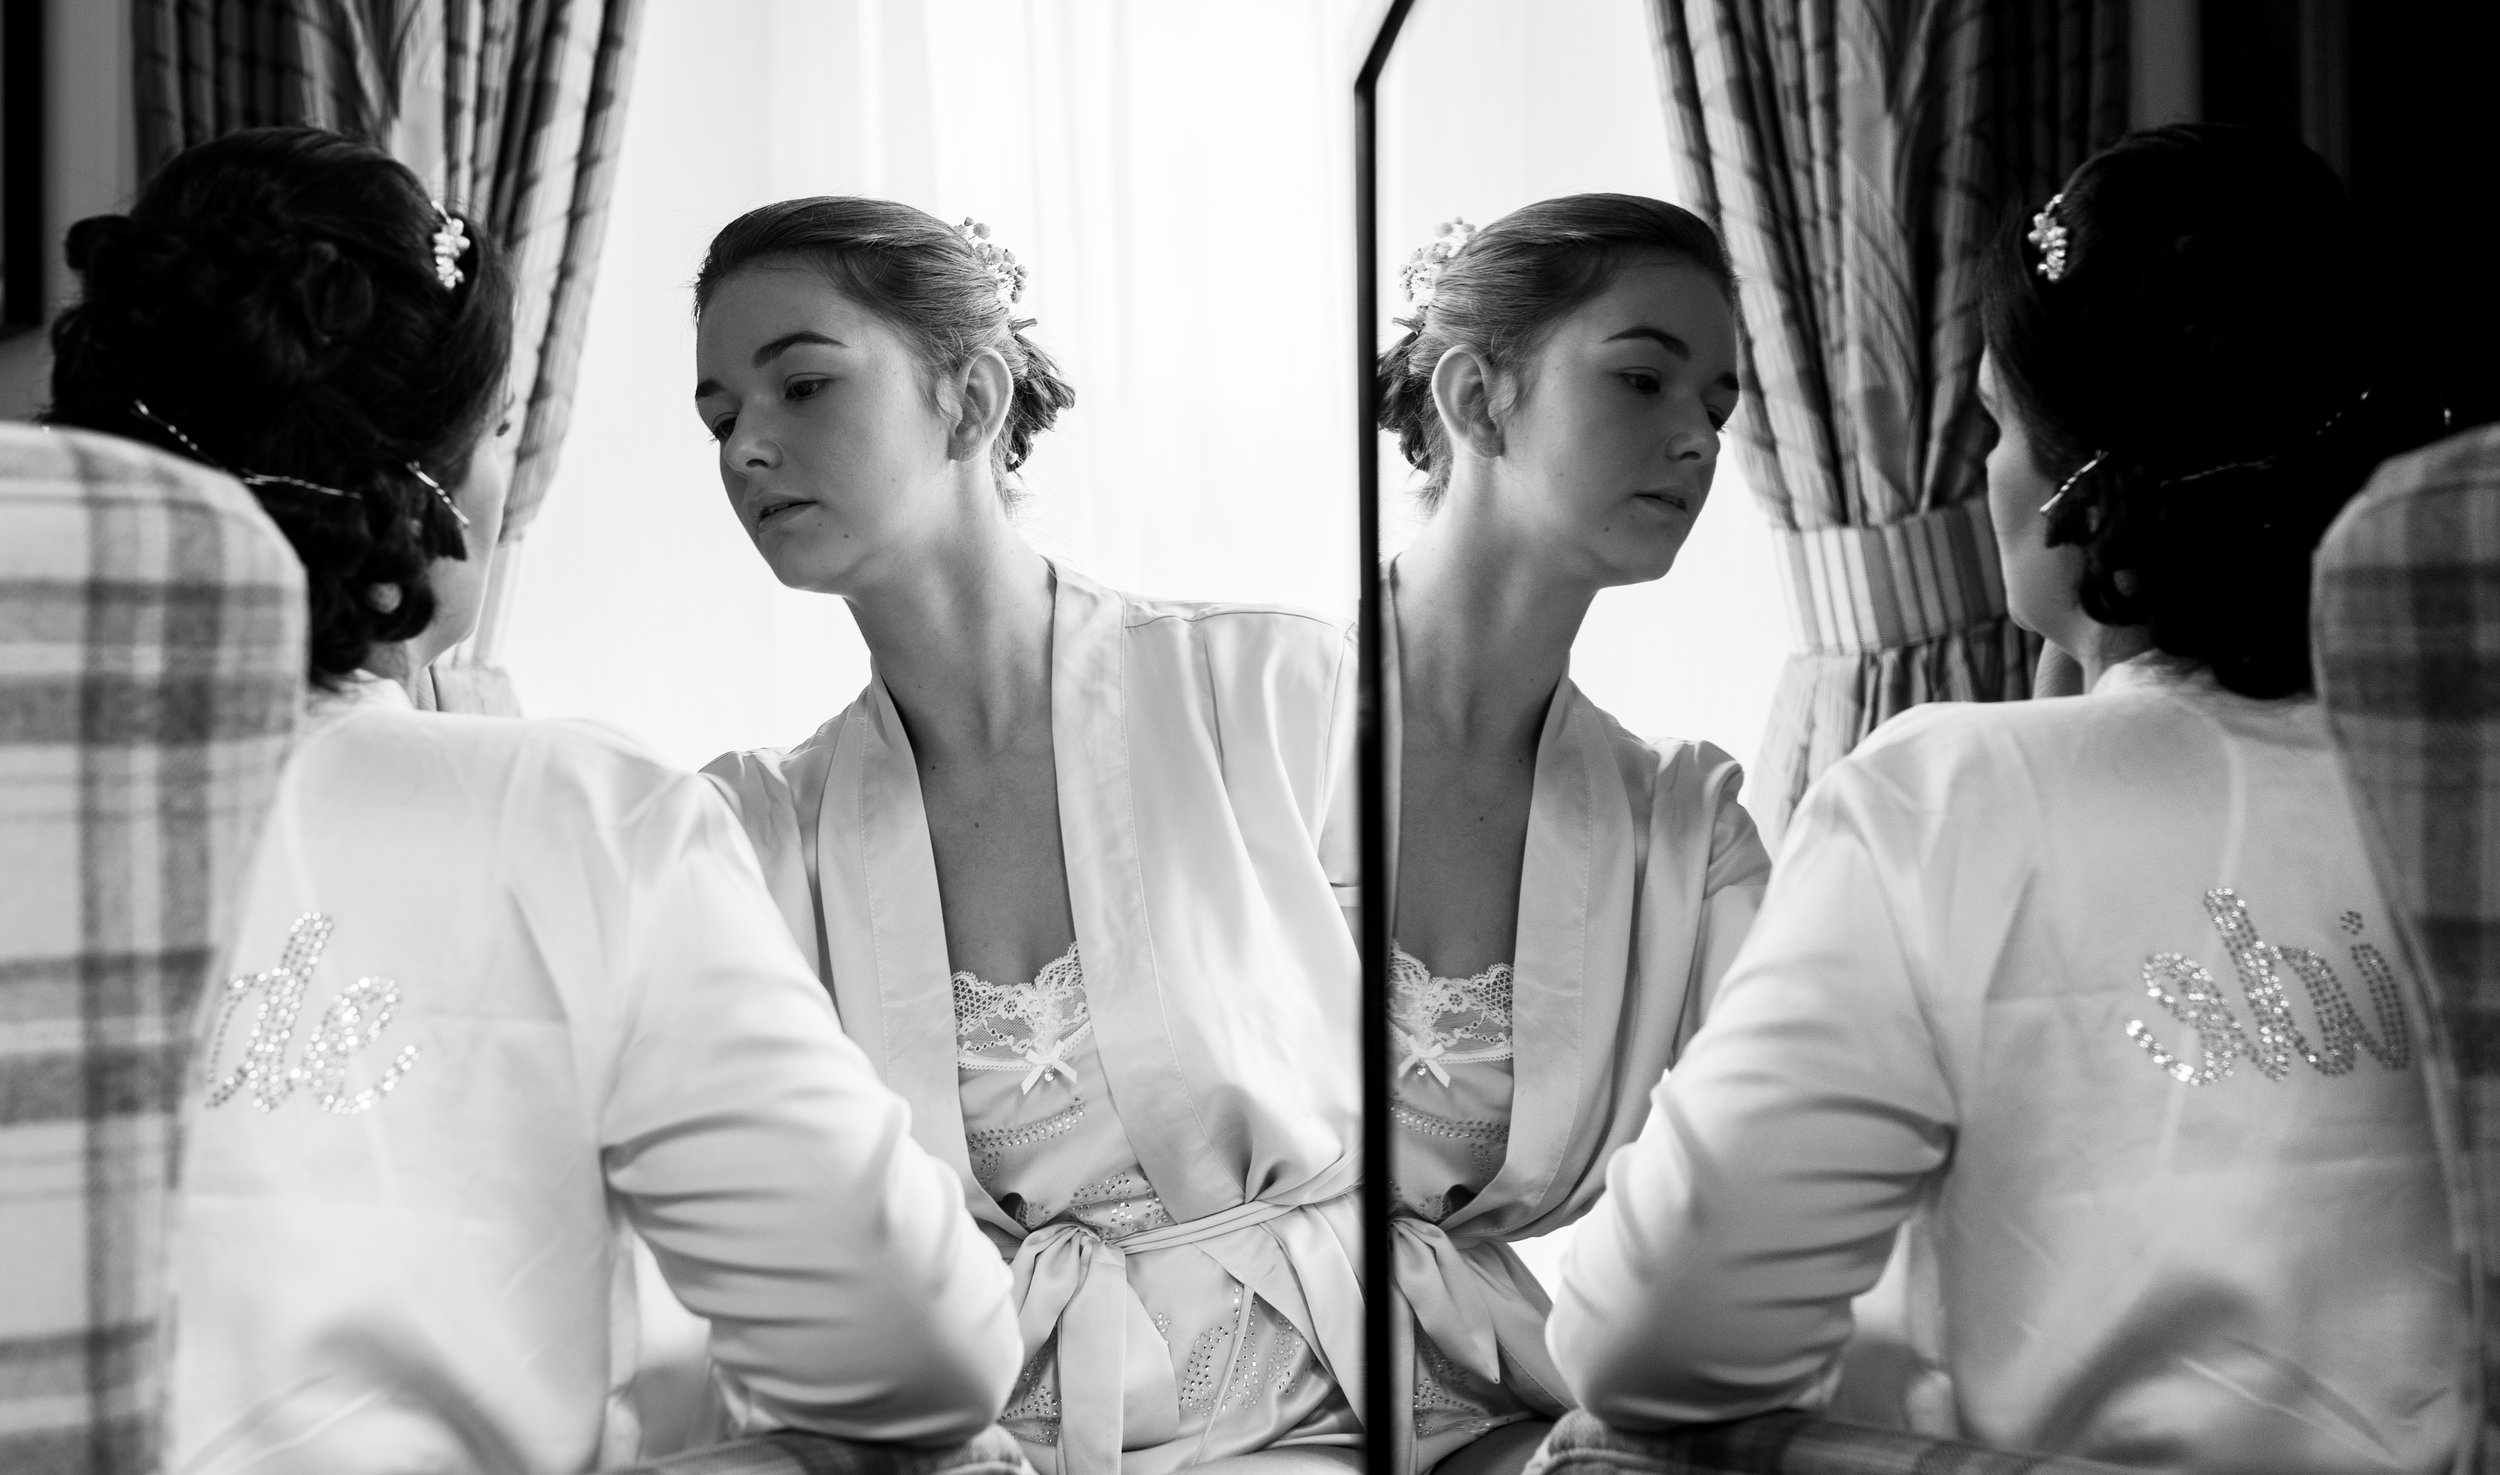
[759, 545, 866, 597]
[1598, 529, 1692, 587]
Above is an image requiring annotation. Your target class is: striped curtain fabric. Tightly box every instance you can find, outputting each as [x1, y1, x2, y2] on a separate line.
[133, 0, 647, 715]
[2313, 425, 2500, 1471]
[1643, 0, 2126, 841]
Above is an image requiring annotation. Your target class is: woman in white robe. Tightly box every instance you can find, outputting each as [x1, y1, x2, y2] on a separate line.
[44, 128, 1021, 1474]
[1548, 124, 2472, 1472]
[691, 199, 1363, 1475]
[1368, 198, 1770, 1475]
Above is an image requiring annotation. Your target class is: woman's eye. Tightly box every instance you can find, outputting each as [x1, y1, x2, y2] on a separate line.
[786, 377, 828, 403]
[707, 414, 737, 443]
[1621, 372, 1662, 395]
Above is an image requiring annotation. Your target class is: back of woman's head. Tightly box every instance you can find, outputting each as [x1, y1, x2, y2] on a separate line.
[1982, 122, 2450, 698]
[47, 126, 513, 687]
[1376, 193, 1734, 509]
[694, 197, 1075, 495]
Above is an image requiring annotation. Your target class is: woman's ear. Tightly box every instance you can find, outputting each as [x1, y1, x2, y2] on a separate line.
[1430, 344, 1505, 462]
[945, 348, 1015, 465]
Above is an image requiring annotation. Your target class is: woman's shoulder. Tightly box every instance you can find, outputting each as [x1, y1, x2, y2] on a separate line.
[1567, 688, 1748, 802]
[1820, 683, 2238, 830]
[1115, 589, 1351, 644]
[703, 705, 856, 786]
[1567, 691, 1767, 882]
[1109, 588, 1354, 686]
[328, 705, 699, 811]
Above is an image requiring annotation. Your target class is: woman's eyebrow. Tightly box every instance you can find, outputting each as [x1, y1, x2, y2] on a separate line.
[1605, 325, 1742, 394]
[752, 330, 846, 366]
[1605, 325, 1691, 358]
[693, 330, 851, 399]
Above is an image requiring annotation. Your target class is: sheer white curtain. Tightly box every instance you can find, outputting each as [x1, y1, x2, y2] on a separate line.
[505, 0, 1364, 770]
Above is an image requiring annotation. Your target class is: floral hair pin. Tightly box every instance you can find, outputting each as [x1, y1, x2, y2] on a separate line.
[1400, 218, 1479, 310]
[431, 205, 470, 291]
[2027, 193, 2071, 283]
[956, 218, 1028, 309]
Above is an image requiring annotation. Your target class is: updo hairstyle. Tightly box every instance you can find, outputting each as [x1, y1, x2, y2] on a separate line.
[1376, 193, 1735, 509]
[694, 198, 1076, 496]
[46, 126, 514, 688]
[1982, 122, 2450, 698]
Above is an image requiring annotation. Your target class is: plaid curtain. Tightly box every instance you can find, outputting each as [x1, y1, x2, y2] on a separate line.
[1643, 0, 2126, 840]
[2313, 425, 2500, 1471]
[132, 0, 647, 715]
[0, 425, 304, 1475]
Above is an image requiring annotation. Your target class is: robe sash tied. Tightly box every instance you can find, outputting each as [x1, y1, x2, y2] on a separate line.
[1010, 1194, 1361, 1475]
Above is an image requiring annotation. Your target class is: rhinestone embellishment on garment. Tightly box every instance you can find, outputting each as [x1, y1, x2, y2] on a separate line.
[203, 913, 421, 1114]
[2126, 889, 2411, 1087]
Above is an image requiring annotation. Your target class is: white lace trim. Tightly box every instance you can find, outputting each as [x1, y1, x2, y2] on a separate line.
[1390, 945, 1514, 1086]
[954, 941, 1092, 1093]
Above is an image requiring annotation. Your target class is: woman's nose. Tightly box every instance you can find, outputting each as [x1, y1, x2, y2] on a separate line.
[1666, 408, 1719, 463]
[727, 415, 779, 471]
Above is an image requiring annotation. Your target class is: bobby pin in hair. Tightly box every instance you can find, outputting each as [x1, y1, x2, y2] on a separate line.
[2162, 387, 2376, 490]
[130, 399, 357, 503]
[131, 398, 467, 527]
[2037, 449, 2108, 517]
[403, 461, 472, 528]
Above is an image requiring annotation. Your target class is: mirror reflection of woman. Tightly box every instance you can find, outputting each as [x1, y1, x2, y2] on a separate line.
[1370, 197, 1772, 1475]
[1549, 125, 2465, 1472]
[695, 200, 1366, 1475]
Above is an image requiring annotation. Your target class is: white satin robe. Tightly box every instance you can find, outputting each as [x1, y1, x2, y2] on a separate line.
[1381, 602, 1770, 1474]
[169, 677, 1022, 1475]
[703, 564, 1366, 1475]
[1550, 657, 2471, 1473]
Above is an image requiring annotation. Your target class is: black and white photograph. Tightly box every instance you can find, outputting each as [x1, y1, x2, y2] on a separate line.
[1, 3, 2493, 1474]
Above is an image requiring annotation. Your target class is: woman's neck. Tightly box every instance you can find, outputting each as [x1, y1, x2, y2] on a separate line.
[1394, 495, 1596, 748]
[2068, 618, 2157, 692]
[845, 515, 1056, 754]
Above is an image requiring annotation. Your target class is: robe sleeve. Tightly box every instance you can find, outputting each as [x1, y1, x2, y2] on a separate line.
[1319, 622, 1362, 938]
[1680, 742, 1772, 1046]
[584, 768, 1022, 1441]
[1547, 757, 1954, 1428]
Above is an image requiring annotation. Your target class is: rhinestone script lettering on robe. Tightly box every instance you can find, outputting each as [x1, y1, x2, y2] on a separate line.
[2127, 888, 2411, 1086]
[204, 913, 421, 1114]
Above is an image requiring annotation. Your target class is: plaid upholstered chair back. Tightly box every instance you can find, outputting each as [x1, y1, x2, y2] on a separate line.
[2313, 422, 2500, 1469]
[0, 425, 304, 1474]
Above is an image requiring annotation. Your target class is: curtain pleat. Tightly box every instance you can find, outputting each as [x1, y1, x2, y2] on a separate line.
[130, 0, 645, 716]
[1646, 0, 2125, 840]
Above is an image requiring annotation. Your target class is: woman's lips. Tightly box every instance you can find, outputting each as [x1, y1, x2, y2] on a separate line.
[754, 498, 811, 524]
[1636, 489, 1692, 512]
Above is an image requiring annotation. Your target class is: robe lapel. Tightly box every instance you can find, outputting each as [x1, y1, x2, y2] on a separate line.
[817, 679, 1020, 1237]
[1458, 681, 1635, 1228]
[1045, 563, 1234, 1216]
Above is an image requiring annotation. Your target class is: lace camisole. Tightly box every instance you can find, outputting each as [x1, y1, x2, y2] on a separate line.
[1390, 946, 1537, 1452]
[954, 944, 1352, 1471]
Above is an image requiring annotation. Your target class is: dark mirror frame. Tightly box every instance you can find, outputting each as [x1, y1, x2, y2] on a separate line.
[0, 0, 41, 335]
[1353, 6, 1417, 1472]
